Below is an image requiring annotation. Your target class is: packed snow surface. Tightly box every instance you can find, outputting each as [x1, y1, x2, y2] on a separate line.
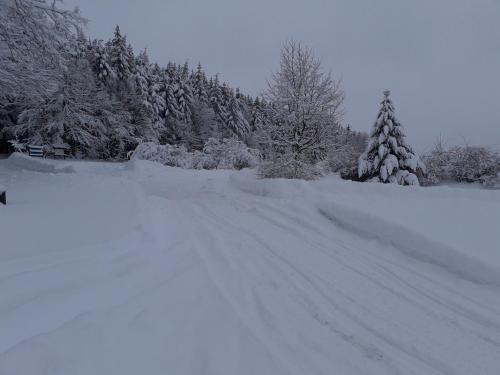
[1, 155, 499, 375]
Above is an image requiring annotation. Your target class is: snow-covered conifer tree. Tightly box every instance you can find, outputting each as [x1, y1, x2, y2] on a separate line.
[127, 43, 136, 74]
[209, 76, 223, 115]
[148, 63, 166, 129]
[208, 76, 230, 137]
[189, 63, 217, 149]
[108, 26, 133, 81]
[227, 92, 250, 140]
[192, 63, 208, 104]
[164, 66, 180, 121]
[14, 56, 110, 158]
[358, 90, 425, 185]
[133, 50, 154, 114]
[174, 75, 193, 124]
[180, 61, 190, 81]
[250, 97, 263, 131]
[88, 39, 112, 84]
[220, 83, 231, 116]
[249, 97, 269, 149]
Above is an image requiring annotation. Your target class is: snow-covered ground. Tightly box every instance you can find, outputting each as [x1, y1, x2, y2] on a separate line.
[1, 153, 499, 375]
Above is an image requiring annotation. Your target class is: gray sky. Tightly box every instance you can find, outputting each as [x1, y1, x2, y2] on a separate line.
[66, 0, 500, 151]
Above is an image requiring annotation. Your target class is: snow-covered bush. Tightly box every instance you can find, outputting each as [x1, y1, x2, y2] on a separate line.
[131, 138, 259, 170]
[423, 143, 500, 187]
[131, 142, 198, 169]
[203, 137, 258, 170]
[449, 147, 500, 186]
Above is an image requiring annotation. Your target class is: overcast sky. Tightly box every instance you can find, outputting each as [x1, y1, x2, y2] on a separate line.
[65, 0, 500, 151]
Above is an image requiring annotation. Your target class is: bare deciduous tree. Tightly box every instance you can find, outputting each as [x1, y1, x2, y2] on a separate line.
[259, 40, 344, 179]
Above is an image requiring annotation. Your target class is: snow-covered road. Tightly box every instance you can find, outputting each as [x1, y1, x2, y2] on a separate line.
[1, 155, 499, 375]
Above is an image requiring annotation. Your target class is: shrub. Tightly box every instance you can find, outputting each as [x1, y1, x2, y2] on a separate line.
[422, 143, 500, 187]
[131, 142, 191, 168]
[131, 138, 259, 171]
[203, 137, 259, 170]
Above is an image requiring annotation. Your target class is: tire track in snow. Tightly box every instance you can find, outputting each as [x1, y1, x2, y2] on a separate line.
[257, 201, 500, 333]
[248, 197, 500, 323]
[178, 204, 305, 375]
[186, 200, 414, 375]
[188, 192, 500, 375]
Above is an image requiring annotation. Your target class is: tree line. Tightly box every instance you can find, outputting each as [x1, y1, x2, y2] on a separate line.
[2, 0, 497, 187]
[0, 1, 365, 162]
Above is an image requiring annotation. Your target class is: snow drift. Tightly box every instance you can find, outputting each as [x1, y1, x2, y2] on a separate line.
[319, 201, 500, 286]
[3, 153, 74, 174]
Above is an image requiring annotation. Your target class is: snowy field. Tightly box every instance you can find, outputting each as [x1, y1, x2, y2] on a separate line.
[1, 153, 500, 375]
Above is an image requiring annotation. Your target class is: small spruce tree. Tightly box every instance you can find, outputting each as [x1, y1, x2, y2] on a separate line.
[192, 63, 208, 104]
[108, 26, 133, 81]
[358, 90, 425, 185]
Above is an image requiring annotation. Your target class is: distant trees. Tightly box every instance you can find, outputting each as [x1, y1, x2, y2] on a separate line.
[259, 40, 344, 179]
[327, 126, 368, 179]
[358, 90, 425, 185]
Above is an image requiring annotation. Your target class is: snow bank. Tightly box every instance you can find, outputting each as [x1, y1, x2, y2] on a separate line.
[228, 170, 304, 198]
[229, 171, 500, 286]
[3, 153, 74, 174]
[0, 158, 142, 261]
[315, 178, 500, 277]
[319, 201, 500, 286]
